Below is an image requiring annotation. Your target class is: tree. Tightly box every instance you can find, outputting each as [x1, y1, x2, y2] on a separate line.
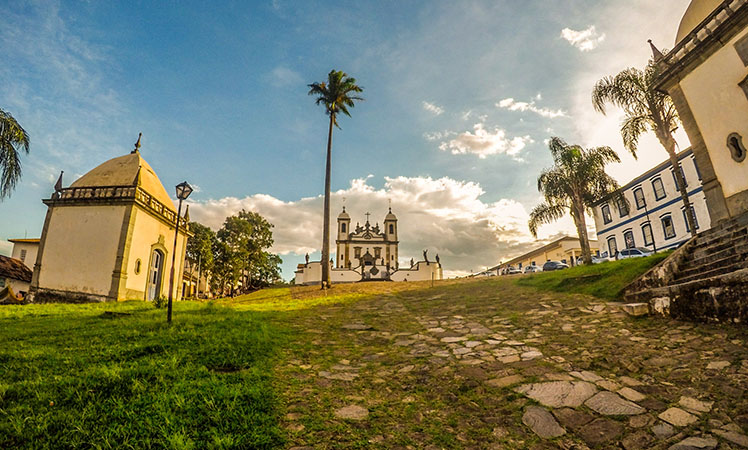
[0, 109, 30, 200]
[592, 61, 697, 237]
[308, 70, 363, 289]
[529, 137, 623, 265]
[185, 222, 215, 297]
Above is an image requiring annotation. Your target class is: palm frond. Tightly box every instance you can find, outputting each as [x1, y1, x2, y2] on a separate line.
[0, 109, 30, 199]
[528, 202, 567, 238]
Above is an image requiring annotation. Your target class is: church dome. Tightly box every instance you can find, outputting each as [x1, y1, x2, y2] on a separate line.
[675, 0, 723, 44]
[338, 207, 350, 219]
[384, 208, 397, 221]
[70, 151, 175, 209]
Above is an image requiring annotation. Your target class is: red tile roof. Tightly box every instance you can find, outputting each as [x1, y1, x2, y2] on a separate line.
[0, 255, 32, 282]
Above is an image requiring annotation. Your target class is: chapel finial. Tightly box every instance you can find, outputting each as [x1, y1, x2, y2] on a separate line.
[132, 132, 142, 154]
[648, 39, 664, 62]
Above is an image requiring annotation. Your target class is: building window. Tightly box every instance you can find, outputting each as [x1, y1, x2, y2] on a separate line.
[683, 206, 699, 232]
[641, 223, 654, 247]
[607, 236, 618, 256]
[389, 224, 394, 234]
[633, 188, 646, 210]
[341, 223, 346, 233]
[671, 167, 687, 191]
[374, 247, 381, 258]
[661, 215, 676, 239]
[692, 157, 702, 181]
[134, 259, 142, 275]
[20, 249, 27, 262]
[652, 178, 666, 200]
[354, 247, 361, 258]
[727, 132, 746, 163]
[616, 197, 629, 217]
[623, 230, 635, 249]
[601, 204, 612, 224]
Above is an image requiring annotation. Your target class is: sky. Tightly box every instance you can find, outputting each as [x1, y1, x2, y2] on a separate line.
[0, 0, 693, 279]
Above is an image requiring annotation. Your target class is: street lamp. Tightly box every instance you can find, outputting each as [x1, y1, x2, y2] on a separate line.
[167, 181, 193, 323]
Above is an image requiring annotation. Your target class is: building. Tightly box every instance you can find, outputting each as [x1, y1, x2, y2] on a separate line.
[8, 238, 39, 270]
[29, 139, 191, 303]
[336, 207, 399, 271]
[294, 208, 442, 285]
[653, 0, 748, 222]
[0, 254, 32, 297]
[492, 236, 599, 273]
[592, 148, 711, 257]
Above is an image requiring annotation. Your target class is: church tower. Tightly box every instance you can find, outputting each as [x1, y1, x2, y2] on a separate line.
[336, 207, 351, 268]
[384, 208, 398, 269]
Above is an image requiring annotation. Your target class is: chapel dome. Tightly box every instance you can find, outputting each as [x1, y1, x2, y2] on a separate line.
[675, 0, 723, 44]
[384, 208, 397, 221]
[338, 207, 350, 219]
[70, 151, 175, 209]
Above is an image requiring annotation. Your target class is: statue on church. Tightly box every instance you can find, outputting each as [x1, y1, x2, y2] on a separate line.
[435, 253, 440, 265]
[423, 249, 429, 265]
[410, 258, 414, 267]
[305, 253, 309, 266]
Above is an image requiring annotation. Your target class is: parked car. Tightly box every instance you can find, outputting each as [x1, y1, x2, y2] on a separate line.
[524, 265, 542, 273]
[542, 261, 569, 271]
[505, 266, 522, 275]
[617, 247, 654, 259]
[577, 255, 606, 265]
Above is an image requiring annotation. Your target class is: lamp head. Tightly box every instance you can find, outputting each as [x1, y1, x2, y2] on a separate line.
[176, 181, 193, 200]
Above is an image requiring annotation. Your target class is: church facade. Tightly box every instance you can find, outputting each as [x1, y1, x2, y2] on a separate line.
[295, 208, 442, 285]
[29, 141, 191, 303]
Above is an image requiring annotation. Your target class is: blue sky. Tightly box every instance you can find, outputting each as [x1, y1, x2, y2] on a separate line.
[0, 0, 692, 278]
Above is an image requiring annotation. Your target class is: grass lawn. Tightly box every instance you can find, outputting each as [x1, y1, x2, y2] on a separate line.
[514, 252, 671, 300]
[0, 301, 286, 449]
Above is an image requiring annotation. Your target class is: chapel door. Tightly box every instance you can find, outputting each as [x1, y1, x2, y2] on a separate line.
[147, 250, 164, 301]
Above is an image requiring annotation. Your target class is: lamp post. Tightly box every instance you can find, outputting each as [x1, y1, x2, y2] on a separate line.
[167, 181, 193, 323]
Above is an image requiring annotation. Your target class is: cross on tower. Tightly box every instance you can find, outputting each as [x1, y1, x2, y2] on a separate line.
[365, 212, 371, 223]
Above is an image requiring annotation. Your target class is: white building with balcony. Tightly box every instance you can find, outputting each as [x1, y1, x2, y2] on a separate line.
[591, 148, 711, 258]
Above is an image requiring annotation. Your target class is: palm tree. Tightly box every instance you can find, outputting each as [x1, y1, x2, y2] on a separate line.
[308, 70, 363, 288]
[529, 137, 623, 265]
[0, 109, 30, 199]
[592, 62, 697, 237]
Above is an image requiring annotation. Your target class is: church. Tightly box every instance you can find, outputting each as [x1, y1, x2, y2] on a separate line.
[28, 137, 191, 303]
[295, 208, 443, 285]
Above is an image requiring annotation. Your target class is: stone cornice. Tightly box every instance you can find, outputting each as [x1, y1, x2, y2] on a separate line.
[43, 185, 191, 233]
[655, 0, 748, 91]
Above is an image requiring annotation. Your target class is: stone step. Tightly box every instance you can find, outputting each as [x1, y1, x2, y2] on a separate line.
[695, 227, 748, 249]
[674, 263, 744, 284]
[686, 241, 748, 270]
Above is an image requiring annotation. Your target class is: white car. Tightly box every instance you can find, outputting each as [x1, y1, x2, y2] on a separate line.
[506, 266, 522, 275]
[617, 247, 654, 259]
[524, 265, 542, 273]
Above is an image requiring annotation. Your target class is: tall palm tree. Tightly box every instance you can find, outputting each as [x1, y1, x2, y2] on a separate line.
[592, 62, 697, 237]
[308, 70, 363, 288]
[0, 109, 30, 200]
[529, 137, 623, 265]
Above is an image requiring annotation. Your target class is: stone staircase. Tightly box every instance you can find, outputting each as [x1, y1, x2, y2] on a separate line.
[624, 212, 748, 322]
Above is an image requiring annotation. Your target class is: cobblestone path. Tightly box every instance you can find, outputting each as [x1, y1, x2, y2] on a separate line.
[273, 279, 748, 449]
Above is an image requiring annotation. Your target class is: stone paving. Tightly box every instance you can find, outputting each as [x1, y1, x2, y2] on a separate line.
[274, 279, 748, 449]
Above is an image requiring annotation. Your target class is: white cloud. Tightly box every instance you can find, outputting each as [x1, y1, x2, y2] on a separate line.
[438, 123, 532, 159]
[269, 66, 303, 87]
[188, 175, 578, 278]
[561, 26, 606, 52]
[423, 130, 454, 141]
[497, 98, 567, 119]
[422, 101, 444, 115]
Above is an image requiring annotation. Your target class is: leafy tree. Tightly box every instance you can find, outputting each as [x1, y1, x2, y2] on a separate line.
[308, 70, 363, 288]
[185, 222, 215, 297]
[212, 210, 282, 296]
[529, 137, 623, 264]
[592, 61, 697, 236]
[0, 109, 30, 199]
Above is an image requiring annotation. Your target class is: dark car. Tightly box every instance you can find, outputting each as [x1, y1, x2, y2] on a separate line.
[542, 261, 569, 271]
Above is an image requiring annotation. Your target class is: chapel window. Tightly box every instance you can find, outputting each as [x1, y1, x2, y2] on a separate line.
[727, 132, 746, 163]
[389, 224, 394, 234]
[354, 247, 361, 258]
[341, 223, 346, 233]
[374, 247, 381, 258]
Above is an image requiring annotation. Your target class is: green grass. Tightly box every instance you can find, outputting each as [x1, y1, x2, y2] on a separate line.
[514, 252, 672, 300]
[0, 301, 286, 449]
